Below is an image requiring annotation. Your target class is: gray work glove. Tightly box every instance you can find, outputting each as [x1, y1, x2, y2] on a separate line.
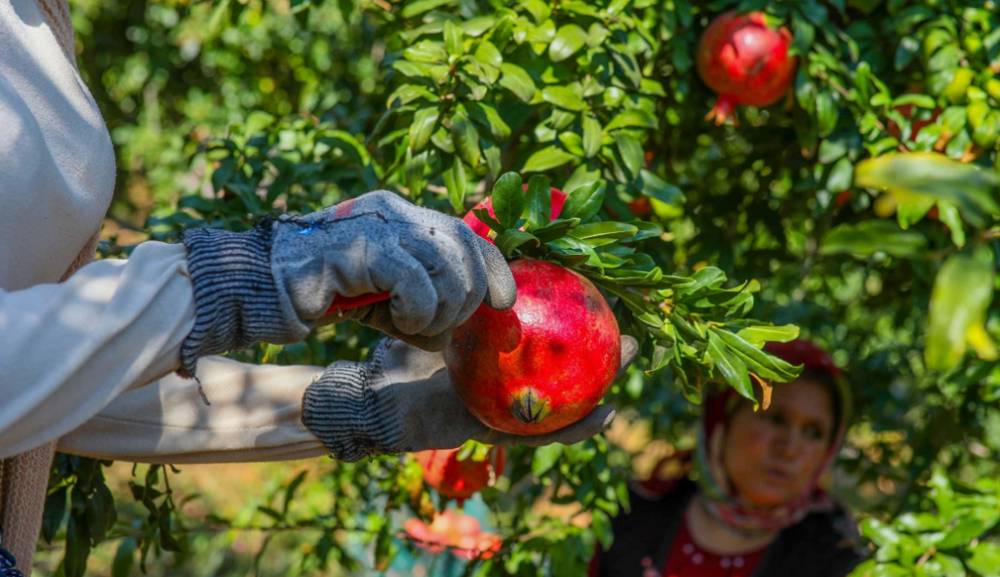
[179, 190, 515, 377]
[301, 335, 639, 462]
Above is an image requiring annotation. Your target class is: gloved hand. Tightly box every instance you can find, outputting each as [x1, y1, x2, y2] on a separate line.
[301, 335, 639, 462]
[179, 191, 515, 376]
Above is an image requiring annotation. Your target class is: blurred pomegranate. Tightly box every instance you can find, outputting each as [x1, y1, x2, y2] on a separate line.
[404, 509, 503, 560]
[696, 11, 796, 124]
[415, 446, 505, 501]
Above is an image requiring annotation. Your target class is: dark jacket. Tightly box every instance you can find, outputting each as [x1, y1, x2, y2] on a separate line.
[593, 479, 866, 577]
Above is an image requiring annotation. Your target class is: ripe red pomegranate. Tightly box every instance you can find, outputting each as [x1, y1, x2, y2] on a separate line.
[462, 187, 567, 241]
[445, 259, 621, 435]
[415, 446, 505, 501]
[696, 11, 796, 125]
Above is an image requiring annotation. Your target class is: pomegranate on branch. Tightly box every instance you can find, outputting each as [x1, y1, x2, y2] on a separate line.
[415, 444, 505, 501]
[696, 11, 796, 125]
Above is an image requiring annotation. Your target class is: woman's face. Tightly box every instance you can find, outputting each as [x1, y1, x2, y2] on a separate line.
[722, 378, 835, 508]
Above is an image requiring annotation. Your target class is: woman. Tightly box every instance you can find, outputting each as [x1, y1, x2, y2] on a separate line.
[0, 2, 629, 575]
[591, 339, 865, 577]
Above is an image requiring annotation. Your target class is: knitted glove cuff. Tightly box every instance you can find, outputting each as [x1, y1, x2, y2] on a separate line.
[179, 223, 309, 377]
[301, 351, 406, 462]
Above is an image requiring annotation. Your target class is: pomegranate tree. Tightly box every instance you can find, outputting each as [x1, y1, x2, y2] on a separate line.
[696, 11, 796, 125]
[445, 259, 621, 435]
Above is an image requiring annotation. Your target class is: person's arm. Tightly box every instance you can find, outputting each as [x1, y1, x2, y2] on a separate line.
[58, 356, 327, 464]
[59, 337, 637, 464]
[0, 241, 194, 458]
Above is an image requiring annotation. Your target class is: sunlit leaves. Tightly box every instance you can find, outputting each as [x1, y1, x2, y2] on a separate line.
[522, 146, 576, 172]
[821, 221, 927, 258]
[925, 248, 996, 371]
[499, 63, 536, 101]
[855, 152, 1000, 226]
[549, 24, 587, 62]
[541, 85, 588, 111]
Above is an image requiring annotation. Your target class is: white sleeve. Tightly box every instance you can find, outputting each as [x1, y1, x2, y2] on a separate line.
[58, 357, 327, 464]
[0, 242, 194, 457]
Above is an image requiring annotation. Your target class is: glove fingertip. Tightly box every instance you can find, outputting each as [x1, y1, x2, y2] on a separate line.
[619, 335, 639, 369]
[478, 239, 517, 311]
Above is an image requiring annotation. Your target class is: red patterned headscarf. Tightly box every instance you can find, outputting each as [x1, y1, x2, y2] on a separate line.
[692, 339, 852, 533]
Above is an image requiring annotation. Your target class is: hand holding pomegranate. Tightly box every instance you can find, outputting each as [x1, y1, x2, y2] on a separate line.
[300, 334, 637, 461]
[180, 190, 516, 376]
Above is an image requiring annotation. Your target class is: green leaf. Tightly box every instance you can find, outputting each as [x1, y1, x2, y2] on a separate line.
[111, 538, 137, 577]
[570, 221, 639, 242]
[818, 139, 849, 164]
[816, 92, 838, 136]
[532, 444, 562, 477]
[892, 93, 936, 109]
[855, 152, 1000, 226]
[521, 0, 551, 23]
[492, 172, 524, 229]
[497, 230, 541, 255]
[712, 329, 802, 383]
[65, 514, 91, 577]
[444, 20, 463, 56]
[522, 146, 576, 172]
[559, 131, 584, 156]
[605, 109, 657, 131]
[484, 142, 502, 179]
[474, 40, 503, 69]
[85, 483, 117, 542]
[582, 115, 602, 158]
[707, 331, 755, 403]
[926, 248, 996, 371]
[938, 517, 989, 549]
[860, 518, 902, 547]
[462, 15, 495, 37]
[403, 40, 448, 63]
[922, 554, 967, 577]
[42, 486, 67, 543]
[401, 0, 454, 18]
[499, 63, 536, 102]
[532, 218, 581, 241]
[936, 201, 965, 247]
[451, 109, 481, 168]
[614, 133, 644, 177]
[408, 107, 439, 151]
[549, 24, 587, 62]
[820, 220, 927, 258]
[895, 195, 936, 229]
[561, 180, 605, 220]
[542, 85, 588, 111]
[473, 207, 503, 234]
[244, 110, 275, 136]
[443, 158, 467, 213]
[386, 83, 436, 106]
[610, 49, 641, 88]
[736, 325, 800, 347]
[638, 169, 684, 206]
[467, 102, 511, 139]
[392, 59, 431, 78]
[526, 175, 552, 229]
[826, 157, 854, 191]
[967, 542, 1000, 576]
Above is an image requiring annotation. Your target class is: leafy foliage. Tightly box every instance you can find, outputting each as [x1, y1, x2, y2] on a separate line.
[37, 0, 1000, 576]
